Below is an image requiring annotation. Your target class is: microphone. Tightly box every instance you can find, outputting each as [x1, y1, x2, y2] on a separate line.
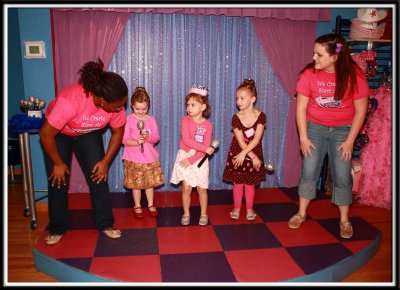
[265, 161, 274, 174]
[197, 140, 219, 168]
[137, 120, 145, 153]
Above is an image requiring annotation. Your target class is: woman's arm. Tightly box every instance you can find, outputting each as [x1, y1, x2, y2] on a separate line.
[296, 93, 315, 158]
[39, 120, 69, 188]
[91, 125, 124, 183]
[338, 96, 368, 160]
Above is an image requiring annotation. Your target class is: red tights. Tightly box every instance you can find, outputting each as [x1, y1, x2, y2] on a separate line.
[233, 183, 255, 209]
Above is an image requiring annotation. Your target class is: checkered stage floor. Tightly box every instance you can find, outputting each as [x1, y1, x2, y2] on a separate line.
[33, 187, 380, 283]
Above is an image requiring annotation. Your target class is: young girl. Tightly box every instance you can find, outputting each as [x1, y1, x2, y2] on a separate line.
[170, 86, 215, 226]
[122, 87, 164, 219]
[223, 79, 266, 221]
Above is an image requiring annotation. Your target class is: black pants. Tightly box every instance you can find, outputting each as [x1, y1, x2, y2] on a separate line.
[43, 130, 115, 235]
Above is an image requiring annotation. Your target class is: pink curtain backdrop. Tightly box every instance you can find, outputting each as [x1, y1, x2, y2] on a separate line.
[55, 8, 330, 21]
[51, 8, 329, 192]
[51, 9, 130, 192]
[252, 18, 317, 187]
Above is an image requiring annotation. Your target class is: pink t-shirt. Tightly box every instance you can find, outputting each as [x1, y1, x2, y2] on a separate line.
[296, 67, 369, 126]
[122, 114, 161, 163]
[179, 115, 213, 164]
[45, 84, 126, 136]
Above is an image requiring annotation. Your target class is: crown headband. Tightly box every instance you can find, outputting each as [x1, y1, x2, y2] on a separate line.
[189, 85, 208, 96]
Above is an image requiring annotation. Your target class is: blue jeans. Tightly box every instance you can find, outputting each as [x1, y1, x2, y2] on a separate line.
[298, 121, 353, 206]
[43, 129, 115, 235]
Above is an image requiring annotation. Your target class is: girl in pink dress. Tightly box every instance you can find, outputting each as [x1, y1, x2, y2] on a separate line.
[122, 87, 164, 219]
[170, 86, 215, 226]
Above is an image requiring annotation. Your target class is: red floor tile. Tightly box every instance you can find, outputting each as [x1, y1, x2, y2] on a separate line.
[342, 240, 373, 254]
[306, 199, 340, 219]
[90, 255, 162, 282]
[68, 193, 92, 210]
[254, 188, 293, 204]
[225, 248, 305, 282]
[157, 226, 222, 254]
[35, 230, 98, 259]
[266, 220, 338, 247]
[113, 208, 157, 229]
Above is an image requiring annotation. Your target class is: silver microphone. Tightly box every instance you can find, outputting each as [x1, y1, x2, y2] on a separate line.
[137, 120, 145, 153]
[197, 140, 219, 168]
[265, 161, 274, 174]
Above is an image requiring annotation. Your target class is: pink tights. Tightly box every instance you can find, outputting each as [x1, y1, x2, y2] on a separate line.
[233, 183, 255, 209]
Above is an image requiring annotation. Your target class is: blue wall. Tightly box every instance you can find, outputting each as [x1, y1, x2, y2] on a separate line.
[14, 8, 55, 194]
[8, 7, 357, 198]
[8, 9, 25, 121]
[316, 8, 357, 36]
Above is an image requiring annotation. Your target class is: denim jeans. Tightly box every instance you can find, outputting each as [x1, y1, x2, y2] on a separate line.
[298, 121, 353, 206]
[43, 129, 115, 234]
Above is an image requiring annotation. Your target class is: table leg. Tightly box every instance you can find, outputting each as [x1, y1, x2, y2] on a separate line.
[18, 134, 30, 217]
[21, 132, 38, 229]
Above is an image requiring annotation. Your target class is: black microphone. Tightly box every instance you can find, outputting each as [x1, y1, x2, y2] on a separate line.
[137, 120, 144, 153]
[197, 140, 219, 168]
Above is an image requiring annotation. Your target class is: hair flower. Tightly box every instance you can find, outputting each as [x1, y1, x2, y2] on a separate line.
[335, 43, 343, 53]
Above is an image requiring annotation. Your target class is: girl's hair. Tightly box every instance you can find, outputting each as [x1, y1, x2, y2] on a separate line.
[300, 34, 360, 100]
[131, 86, 150, 107]
[185, 90, 211, 118]
[78, 58, 128, 102]
[237, 79, 257, 99]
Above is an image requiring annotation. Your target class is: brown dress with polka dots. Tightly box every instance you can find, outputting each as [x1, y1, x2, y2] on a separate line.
[223, 112, 266, 185]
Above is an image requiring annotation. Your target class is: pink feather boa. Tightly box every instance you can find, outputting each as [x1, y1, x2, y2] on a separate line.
[358, 87, 392, 209]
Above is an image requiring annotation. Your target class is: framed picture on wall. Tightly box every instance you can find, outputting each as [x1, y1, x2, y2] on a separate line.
[24, 41, 46, 58]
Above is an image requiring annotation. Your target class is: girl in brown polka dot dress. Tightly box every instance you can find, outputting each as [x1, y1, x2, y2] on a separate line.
[222, 79, 266, 221]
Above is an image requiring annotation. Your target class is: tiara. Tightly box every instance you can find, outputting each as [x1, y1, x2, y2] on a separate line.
[189, 85, 208, 96]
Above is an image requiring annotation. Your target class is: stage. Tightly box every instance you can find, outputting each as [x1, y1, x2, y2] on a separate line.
[33, 187, 380, 283]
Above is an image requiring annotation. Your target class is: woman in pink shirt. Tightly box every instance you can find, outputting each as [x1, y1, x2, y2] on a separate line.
[122, 87, 164, 219]
[39, 58, 128, 245]
[170, 86, 215, 226]
[288, 34, 369, 239]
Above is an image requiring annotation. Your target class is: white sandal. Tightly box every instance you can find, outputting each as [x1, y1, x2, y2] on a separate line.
[45, 234, 63, 245]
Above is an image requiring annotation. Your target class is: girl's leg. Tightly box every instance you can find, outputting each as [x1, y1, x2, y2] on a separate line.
[145, 187, 155, 207]
[232, 183, 244, 210]
[145, 187, 159, 217]
[181, 180, 192, 217]
[197, 187, 208, 217]
[244, 184, 255, 210]
[244, 184, 256, 219]
[133, 189, 142, 210]
[132, 189, 145, 218]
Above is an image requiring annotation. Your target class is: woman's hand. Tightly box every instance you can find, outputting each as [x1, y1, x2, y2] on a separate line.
[49, 163, 70, 188]
[91, 160, 109, 183]
[300, 138, 316, 158]
[337, 140, 354, 161]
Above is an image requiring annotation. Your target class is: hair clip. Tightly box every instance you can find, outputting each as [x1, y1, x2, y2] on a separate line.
[335, 43, 343, 53]
[189, 85, 208, 96]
